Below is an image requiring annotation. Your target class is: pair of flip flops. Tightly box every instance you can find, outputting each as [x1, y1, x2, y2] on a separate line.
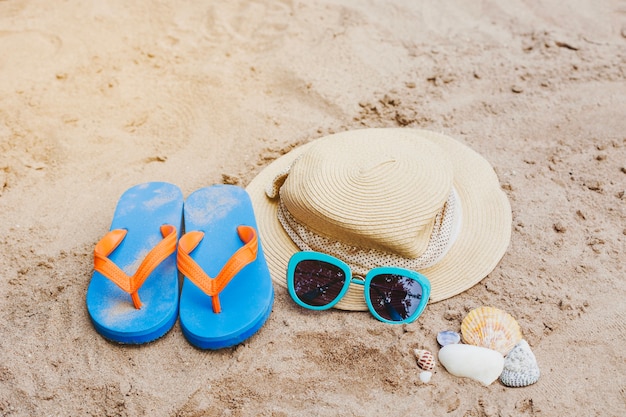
[85, 182, 274, 349]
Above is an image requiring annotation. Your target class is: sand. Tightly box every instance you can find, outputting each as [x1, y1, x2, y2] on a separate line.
[0, 1, 625, 416]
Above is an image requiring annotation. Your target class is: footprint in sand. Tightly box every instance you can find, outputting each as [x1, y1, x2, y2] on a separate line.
[202, 0, 294, 52]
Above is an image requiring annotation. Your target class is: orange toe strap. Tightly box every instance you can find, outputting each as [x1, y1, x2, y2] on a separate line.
[94, 225, 178, 309]
[176, 225, 258, 314]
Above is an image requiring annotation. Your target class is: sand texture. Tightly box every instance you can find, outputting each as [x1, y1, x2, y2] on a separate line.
[0, 1, 625, 416]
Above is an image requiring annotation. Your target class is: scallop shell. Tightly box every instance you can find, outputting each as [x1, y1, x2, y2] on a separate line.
[499, 340, 540, 387]
[461, 307, 522, 356]
[437, 330, 461, 346]
[414, 349, 436, 371]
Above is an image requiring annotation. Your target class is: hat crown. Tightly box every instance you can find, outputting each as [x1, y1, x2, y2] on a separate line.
[280, 132, 454, 258]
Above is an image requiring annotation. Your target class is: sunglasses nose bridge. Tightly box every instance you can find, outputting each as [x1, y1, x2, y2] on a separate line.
[350, 276, 365, 286]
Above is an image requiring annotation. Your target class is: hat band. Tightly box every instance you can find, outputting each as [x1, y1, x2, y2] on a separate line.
[276, 189, 462, 277]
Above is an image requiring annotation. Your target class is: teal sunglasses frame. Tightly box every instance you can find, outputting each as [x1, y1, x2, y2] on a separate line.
[287, 251, 431, 324]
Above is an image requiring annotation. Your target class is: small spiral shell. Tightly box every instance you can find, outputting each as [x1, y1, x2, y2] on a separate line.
[414, 349, 436, 371]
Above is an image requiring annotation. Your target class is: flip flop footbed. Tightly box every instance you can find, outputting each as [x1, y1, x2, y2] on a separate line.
[179, 185, 274, 349]
[86, 182, 183, 344]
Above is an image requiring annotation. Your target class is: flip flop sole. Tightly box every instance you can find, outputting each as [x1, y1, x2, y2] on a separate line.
[179, 185, 274, 349]
[86, 182, 183, 344]
[181, 290, 274, 350]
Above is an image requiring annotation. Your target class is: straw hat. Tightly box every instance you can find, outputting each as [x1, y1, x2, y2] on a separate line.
[246, 128, 511, 310]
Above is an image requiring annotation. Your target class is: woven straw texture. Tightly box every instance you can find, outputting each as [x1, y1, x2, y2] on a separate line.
[246, 128, 511, 310]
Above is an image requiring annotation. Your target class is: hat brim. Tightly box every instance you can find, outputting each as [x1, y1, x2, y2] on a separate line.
[246, 128, 511, 310]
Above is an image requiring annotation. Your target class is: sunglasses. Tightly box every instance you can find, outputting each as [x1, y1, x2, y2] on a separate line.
[287, 251, 431, 324]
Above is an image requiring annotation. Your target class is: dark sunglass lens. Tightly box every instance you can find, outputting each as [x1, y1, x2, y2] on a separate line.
[368, 274, 423, 321]
[293, 260, 346, 307]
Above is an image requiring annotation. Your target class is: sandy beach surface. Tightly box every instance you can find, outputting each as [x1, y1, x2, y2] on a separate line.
[1, 1, 625, 416]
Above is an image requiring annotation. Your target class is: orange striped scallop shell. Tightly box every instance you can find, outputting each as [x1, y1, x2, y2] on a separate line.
[461, 306, 522, 356]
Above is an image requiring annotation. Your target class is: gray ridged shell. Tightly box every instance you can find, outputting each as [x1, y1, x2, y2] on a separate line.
[499, 340, 540, 387]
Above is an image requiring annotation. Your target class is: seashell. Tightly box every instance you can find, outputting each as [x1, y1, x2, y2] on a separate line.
[461, 306, 522, 356]
[437, 330, 461, 346]
[438, 344, 504, 386]
[499, 340, 540, 387]
[419, 371, 432, 384]
[414, 349, 436, 371]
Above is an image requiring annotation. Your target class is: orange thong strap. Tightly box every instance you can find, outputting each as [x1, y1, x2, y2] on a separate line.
[94, 225, 177, 309]
[176, 225, 258, 313]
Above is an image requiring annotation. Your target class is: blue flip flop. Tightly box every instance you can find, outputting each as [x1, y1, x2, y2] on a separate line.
[177, 185, 274, 349]
[86, 182, 183, 344]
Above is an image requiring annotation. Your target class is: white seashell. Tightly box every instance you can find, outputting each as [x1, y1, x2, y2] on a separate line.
[437, 330, 461, 346]
[414, 349, 436, 371]
[438, 344, 504, 386]
[499, 340, 540, 387]
[419, 371, 432, 384]
[461, 306, 522, 356]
